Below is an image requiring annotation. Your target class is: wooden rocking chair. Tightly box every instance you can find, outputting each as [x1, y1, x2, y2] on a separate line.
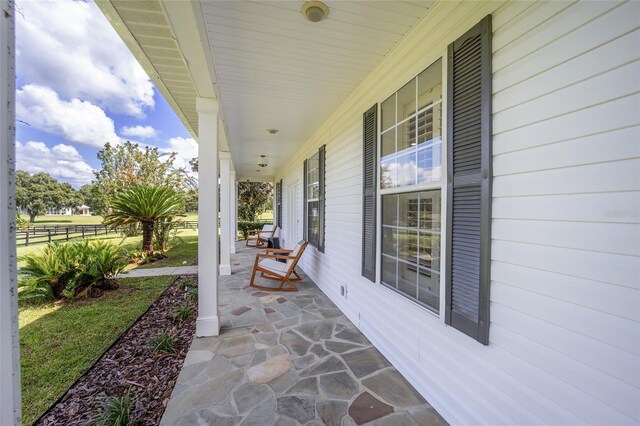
[249, 241, 308, 292]
[246, 224, 276, 247]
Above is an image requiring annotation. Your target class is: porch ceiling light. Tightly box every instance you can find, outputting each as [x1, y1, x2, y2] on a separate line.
[258, 155, 269, 168]
[301, 1, 328, 23]
[267, 128, 279, 134]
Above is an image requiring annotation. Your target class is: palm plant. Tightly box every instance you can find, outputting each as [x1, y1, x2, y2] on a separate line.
[104, 186, 183, 254]
[18, 240, 126, 301]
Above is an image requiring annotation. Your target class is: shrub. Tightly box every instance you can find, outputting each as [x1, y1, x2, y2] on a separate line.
[18, 240, 126, 302]
[173, 303, 193, 321]
[88, 389, 138, 426]
[19, 242, 71, 301]
[237, 221, 271, 240]
[16, 212, 30, 231]
[189, 289, 198, 302]
[147, 332, 177, 354]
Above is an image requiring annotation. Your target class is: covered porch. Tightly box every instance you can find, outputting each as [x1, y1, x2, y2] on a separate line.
[161, 242, 445, 425]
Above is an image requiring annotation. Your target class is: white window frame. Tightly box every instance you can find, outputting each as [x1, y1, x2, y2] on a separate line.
[375, 53, 448, 320]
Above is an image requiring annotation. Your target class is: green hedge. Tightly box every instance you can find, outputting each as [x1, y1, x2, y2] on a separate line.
[237, 221, 272, 239]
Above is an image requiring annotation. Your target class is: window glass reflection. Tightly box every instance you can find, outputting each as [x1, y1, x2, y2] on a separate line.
[381, 94, 395, 132]
[397, 78, 416, 122]
[380, 159, 396, 189]
[398, 262, 418, 298]
[381, 130, 396, 159]
[381, 190, 441, 313]
[418, 269, 439, 311]
[382, 194, 398, 226]
[381, 255, 397, 288]
[379, 59, 442, 190]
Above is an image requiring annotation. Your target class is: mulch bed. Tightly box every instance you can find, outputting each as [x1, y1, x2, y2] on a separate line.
[36, 275, 198, 426]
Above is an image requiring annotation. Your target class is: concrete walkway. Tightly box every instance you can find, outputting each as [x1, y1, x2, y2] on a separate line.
[160, 243, 447, 426]
[117, 265, 198, 278]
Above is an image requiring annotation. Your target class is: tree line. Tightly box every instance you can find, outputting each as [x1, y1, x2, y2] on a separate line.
[16, 140, 275, 224]
[16, 141, 198, 222]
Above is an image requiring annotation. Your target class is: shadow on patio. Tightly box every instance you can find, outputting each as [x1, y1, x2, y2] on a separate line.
[161, 243, 446, 426]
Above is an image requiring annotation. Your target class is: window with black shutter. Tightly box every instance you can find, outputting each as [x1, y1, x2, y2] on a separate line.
[379, 58, 443, 313]
[276, 179, 283, 228]
[362, 104, 377, 282]
[445, 15, 492, 345]
[304, 146, 326, 252]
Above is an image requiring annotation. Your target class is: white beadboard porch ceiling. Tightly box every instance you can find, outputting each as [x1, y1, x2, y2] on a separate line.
[201, 0, 434, 180]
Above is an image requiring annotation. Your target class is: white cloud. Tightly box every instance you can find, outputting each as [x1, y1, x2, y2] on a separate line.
[165, 137, 198, 172]
[16, 141, 96, 187]
[16, 84, 120, 148]
[16, 0, 154, 118]
[121, 125, 158, 139]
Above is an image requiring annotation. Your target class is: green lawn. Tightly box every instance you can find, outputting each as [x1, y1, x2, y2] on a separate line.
[18, 227, 199, 269]
[19, 275, 175, 425]
[22, 214, 104, 225]
[258, 210, 273, 221]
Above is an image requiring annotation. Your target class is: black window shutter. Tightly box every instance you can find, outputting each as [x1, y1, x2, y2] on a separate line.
[276, 179, 283, 228]
[362, 104, 377, 282]
[303, 159, 308, 241]
[318, 145, 326, 253]
[445, 15, 492, 345]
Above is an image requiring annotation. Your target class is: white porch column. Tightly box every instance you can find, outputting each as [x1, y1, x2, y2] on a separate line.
[219, 152, 231, 275]
[234, 179, 239, 242]
[196, 97, 220, 337]
[1, 1, 21, 424]
[229, 169, 237, 253]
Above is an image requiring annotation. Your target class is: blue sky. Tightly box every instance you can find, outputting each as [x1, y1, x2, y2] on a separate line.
[14, 0, 197, 187]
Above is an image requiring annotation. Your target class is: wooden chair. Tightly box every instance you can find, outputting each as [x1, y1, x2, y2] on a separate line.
[249, 241, 308, 292]
[246, 224, 275, 247]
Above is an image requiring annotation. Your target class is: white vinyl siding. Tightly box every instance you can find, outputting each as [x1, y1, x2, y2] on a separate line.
[276, 1, 640, 424]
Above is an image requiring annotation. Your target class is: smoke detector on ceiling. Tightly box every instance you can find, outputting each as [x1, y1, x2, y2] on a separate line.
[301, 1, 329, 23]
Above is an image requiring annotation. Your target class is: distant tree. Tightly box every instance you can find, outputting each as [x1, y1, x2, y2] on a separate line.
[237, 182, 273, 222]
[79, 182, 106, 213]
[184, 188, 198, 212]
[59, 182, 83, 209]
[15, 171, 79, 222]
[95, 141, 189, 214]
[104, 186, 184, 254]
[189, 157, 198, 173]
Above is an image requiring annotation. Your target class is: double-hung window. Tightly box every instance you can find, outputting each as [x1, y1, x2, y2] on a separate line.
[364, 15, 493, 344]
[379, 58, 443, 314]
[304, 146, 325, 252]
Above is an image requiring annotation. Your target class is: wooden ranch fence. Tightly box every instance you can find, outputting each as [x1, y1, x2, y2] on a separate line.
[16, 221, 199, 247]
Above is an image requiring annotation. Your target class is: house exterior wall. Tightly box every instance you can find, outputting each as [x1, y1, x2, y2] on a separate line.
[276, 1, 640, 424]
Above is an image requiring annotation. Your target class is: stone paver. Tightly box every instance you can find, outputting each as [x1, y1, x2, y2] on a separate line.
[117, 265, 198, 278]
[160, 243, 447, 426]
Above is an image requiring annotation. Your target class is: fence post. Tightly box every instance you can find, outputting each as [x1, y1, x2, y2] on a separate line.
[25, 230, 29, 246]
[94, 225, 98, 236]
[66, 228, 69, 241]
[81, 227, 85, 238]
[48, 230, 51, 243]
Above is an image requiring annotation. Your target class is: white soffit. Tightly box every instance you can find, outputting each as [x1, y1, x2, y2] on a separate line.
[200, 1, 434, 180]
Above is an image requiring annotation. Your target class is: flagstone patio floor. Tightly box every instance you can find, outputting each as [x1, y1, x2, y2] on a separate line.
[160, 243, 447, 426]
